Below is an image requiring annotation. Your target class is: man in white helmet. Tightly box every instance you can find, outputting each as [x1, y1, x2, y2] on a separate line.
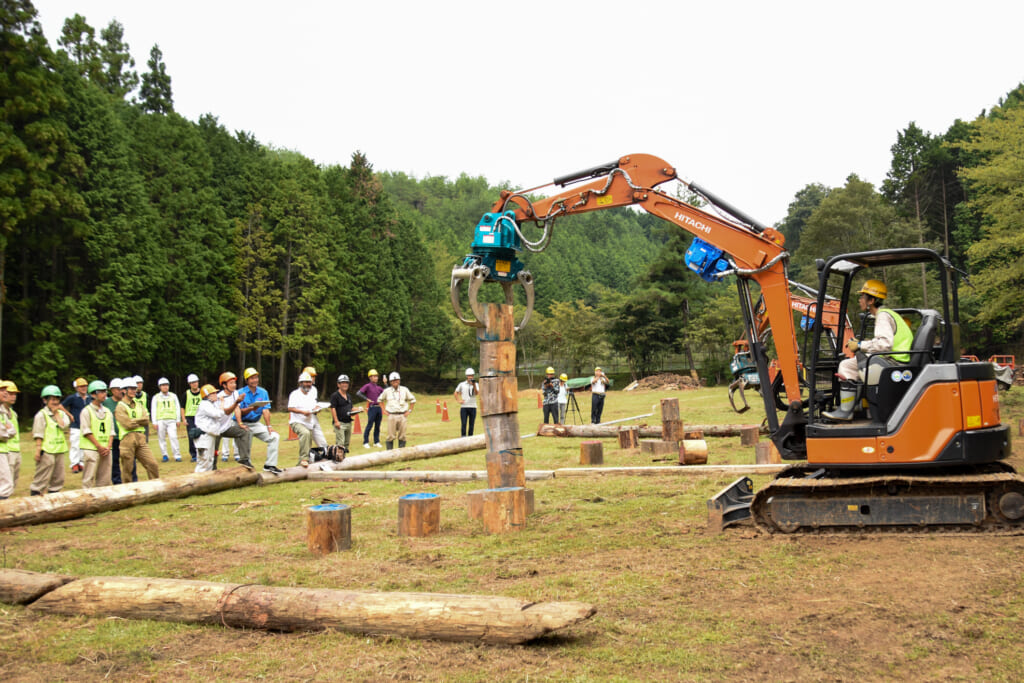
[288, 371, 320, 465]
[151, 378, 182, 462]
[182, 373, 202, 462]
[453, 368, 478, 437]
[379, 372, 415, 450]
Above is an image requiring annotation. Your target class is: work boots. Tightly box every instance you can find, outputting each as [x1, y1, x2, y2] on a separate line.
[386, 440, 394, 450]
[823, 381, 861, 421]
[398, 440, 406, 449]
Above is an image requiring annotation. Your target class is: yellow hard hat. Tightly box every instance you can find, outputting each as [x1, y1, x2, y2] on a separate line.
[858, 279, 887, 300]
[200, 384, 218, 399]
[0, 380, 18, 393]
[368, 369, 379, 377]
[243, 367, 259, 380]
[560, 373, 568, 381]
[74, 377, 88, 387]
[302, 365, 317, 377]
[545, 367, 555, 374]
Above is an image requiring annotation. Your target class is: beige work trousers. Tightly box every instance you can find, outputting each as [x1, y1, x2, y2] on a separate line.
[0, 453, 12, 498]
[31, 451, 66, 494]
[7, 451, 19, 489]
[386, 414, 408, 442]
[119, 432, 160, 481]
[81, 448, 112, 488]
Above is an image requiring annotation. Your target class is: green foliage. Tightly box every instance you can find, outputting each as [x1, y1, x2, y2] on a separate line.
[138, 43, 172, 114]
[777, 182, 830, 254]
[98, 19, 138, 98]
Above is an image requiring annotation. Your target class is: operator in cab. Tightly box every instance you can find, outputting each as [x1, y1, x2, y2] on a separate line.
[823, 279, 913, 421]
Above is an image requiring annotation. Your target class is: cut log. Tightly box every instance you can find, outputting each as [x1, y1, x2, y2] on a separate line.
[0, 467, 260, 530]
[537, 423, 763, 439]
[486, 448, 525, 488]
[579, 441, 604, 465]
[640, 440, 679, 456]
[331, 435, 486, 471]
[679, 439, 709, 465]
[0, 568, 75, 605]
[28, 576, 595, 644]
[662, 420, 684, 442]
[258, 465, 310, 485]
[310, 470, 555, 483]
[479, 376, 518, 416]
[617, 425, 639, 449]
[739, 426, 760, 447]
[305, 503, 352, 554]
[398, 493, 441, 537]
[468, 488, 534, 519]
[755, 441, 782, 464]
[552, 464, 786, 477]
[660, 397, 681, 422]
[683, 430, 704, 440]
[481, 487, 528, 533]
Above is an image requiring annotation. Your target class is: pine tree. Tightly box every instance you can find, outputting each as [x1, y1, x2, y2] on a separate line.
[98, 19, 138, 98]
[139, 43, 173, 114]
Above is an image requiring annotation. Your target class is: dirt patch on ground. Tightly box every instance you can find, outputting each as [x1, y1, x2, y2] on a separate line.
[632, 373, 703, 391]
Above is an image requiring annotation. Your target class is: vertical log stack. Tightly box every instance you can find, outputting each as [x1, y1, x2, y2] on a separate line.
[475, 303, 531, 533]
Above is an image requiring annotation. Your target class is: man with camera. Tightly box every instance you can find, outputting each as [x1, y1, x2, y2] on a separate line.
[541, 367, 561, 424]
[453, 368, 478, 437]
[590, 367, 610, 424]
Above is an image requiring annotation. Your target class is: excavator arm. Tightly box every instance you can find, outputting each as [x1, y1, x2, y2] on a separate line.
[466, 154, 803, 421]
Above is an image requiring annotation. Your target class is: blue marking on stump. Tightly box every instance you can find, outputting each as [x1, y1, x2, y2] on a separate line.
[309, 503, 349, 511]
[400, 493, 439, 500]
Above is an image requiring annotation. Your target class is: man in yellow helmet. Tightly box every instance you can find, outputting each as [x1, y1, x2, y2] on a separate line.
[0, 381, 18, 498]
[541, 367, 560, 424]
[823, 279, 913, 421]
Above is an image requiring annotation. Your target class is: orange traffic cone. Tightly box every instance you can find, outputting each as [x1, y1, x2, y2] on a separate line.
[436, 399, 441, 414]
[287, 424, 298, 441]
[353, 410, 363, 434]
[537, 391, 542, 409]
[441, 401, 451, 422]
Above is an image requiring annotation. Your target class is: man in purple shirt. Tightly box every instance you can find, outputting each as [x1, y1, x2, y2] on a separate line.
[356, 369, 384, 448]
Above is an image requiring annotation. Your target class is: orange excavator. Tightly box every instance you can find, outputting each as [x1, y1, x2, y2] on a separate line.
[450, 153, 1019, 533]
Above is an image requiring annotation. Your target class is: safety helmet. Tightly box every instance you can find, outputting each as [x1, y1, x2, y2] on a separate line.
[298, 371, 313, 383]
[158, 377, 169, 386]
[560, 373, 568, 381]
[302, 366, 317, 377]
[186, 373, 199, 383]
[545, 367, 555, 374]
[337, 374, 350, 383]
[88, 380, 108, 394]
[200, 384, 218, 399]
[0, 380, 19, 393]
[389, 372, 401, 381]
[133, 375, 143, 384]
[858, 279, 887, 300]
[595, 366, 602, 372]
[368, 369, 379, 377]
[465, 368, 475, 376]
[243, 367, 259, 380]
[41, 385, 61, 399]
[219, 371, 237, 386]
[74, 377, 88, 387]
[121, 377, 137, 389]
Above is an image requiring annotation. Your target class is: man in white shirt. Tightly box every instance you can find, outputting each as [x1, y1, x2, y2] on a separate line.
[590, 366, 609, 424]
[151, 378, 182, 462]
[288, 371, 320, 465]
[380, 372, 415, 450]
[193, 384, 228, 473]
[453, 368, 478, 437]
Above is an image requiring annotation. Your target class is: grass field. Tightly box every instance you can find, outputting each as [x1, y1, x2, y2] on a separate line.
[1, 386, 1022, 681]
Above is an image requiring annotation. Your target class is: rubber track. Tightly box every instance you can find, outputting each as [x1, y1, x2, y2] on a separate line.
[751, 467, 1024, 535]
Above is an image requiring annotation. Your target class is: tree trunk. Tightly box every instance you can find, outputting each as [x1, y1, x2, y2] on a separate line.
[0, 468, 261, 530]
[0, 568, 74, 605]
[331, 435, 486, 471]
[28, 576, 595, 644]
[537, 423, 763, 439]
[306, 503, 351, 554]
[579, 441, 604, 465]
[397, 493, 441, 537]
[276, 242, 293, 407]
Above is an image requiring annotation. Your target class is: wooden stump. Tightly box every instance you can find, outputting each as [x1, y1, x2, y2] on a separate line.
[640, 440, 678, 456]
[679, 439, 709, 465]
[1019, 418, 1024, 437]
[398, 493, 441, 537]
[740, 425, 760, 447]
[580, 441, 604, 465]
[486, 448, 525, 488]
[481, 487, 528, 533]
[305, 503, 352, 555]
[617, 425, 639, 449]
[470, 488, 534, 519]
[661, 398, 683, 441]
[755, 441, 782, 464]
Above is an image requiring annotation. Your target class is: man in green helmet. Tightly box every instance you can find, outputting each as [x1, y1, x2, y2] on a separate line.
[31, 385, 71, 495]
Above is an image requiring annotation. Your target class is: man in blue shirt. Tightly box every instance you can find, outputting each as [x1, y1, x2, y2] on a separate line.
[237, 368, 282, 474]
[61, 378, 90, 473]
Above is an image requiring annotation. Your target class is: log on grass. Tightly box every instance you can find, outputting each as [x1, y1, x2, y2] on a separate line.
[306, 503, 352, 554]
[29, 576, 595, 644]
[398, 493, 441, 537]
[258, 465, 310, 485]
[309, 470, 556, 483]
[639, 439, 678, 456]
[0, 467, 261, 530]
[552, 464, 787, 477]
[467, 488, 534, 519]
[0, 568, 74, 605]
[579, 440, 604, 465]
[537, 423, 763, 439]
[330, 435, 486, 471]
[679, 439, 709, 465]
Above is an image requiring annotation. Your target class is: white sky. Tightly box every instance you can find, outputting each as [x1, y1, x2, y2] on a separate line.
[35, 0, 1024, 225]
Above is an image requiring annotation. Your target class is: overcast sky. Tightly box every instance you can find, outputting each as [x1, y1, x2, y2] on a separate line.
[35, 0, 1024, 225]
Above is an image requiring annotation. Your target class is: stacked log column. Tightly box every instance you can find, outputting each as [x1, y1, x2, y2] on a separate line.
[475, 304, 530, 533]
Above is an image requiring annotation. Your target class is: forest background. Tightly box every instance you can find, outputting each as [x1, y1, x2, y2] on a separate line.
[3, 1, 1023, 406]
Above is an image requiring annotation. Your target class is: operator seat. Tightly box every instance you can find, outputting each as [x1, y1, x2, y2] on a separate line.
[867, 309, 940, 421]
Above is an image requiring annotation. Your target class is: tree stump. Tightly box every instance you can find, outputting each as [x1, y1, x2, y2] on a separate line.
[679, 439, 709, 465]
[640, 440, 678, 457]
[755, 441, 782, 464]
[398, 493, 441, 537]
[469, 488, 533, 519]
[660, 398, 683, 441]
[617, 426, 639, 449]
[740, 425, 760, 446]
[481, 487, 528, 533]
[580, 441, 604, 465]
[305, 503, 352, 555]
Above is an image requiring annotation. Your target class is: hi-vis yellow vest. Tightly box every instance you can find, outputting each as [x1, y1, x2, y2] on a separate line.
[1, 410, 19, 454]
[42, 411, 68, 454]
[184, 390, 202, 417]
[86, 404, 113, 447]
[878, 307, 913, 363]
[153, 393, 177, 421]
[117, 401, 145, 439]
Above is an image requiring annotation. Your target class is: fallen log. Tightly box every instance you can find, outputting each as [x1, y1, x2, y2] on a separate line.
[0, 467, 261, 530]
[0, 569, 74, 605]
[311, 465, 785, 482]
[28, 575, 595, 644]
[537, 423, 764, 439]
[552, 464, 787, 477]
[308, 470, 555, 482]
[258, 465, 310, 485]
[331, 435, 487, 471]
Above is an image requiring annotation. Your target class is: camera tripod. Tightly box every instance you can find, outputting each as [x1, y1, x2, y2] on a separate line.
[562, 389, 583, 425]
